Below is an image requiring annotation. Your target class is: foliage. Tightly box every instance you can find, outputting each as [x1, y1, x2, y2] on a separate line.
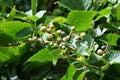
[0, 0, 120, 80]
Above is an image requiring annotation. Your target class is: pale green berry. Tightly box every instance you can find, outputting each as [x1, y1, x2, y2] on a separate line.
[40, 26, 47, 32]
[56, 30, 62, 35]
[62, 45, 66, 49]
[49, 41, 53, 46]
[63, 36, 70, 41]
[66, 36, 70, 40]
[47, 34, 53, 41]
[28, 38, 34, 42]
[74, 35, 80, 40]
[33, 36, 37, 40]
[53, 43, 59, 47]
[56, 38, 62, 43]
[97, 49, 103, 55]
[71, 26, 75, 31]
[46, 28, 52, 33]
[80, 32, 86, 38]
[49, 24, 54, 29]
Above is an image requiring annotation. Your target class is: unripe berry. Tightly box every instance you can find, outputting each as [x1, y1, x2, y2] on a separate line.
[56, 38, 62, 43]
[97, 49, 103, 55]
[56, 30, 62, 35]
[38, 38, 42, 42]
[40, 26, 47, 32]
[49, 24, 54, 29]
[47, 34, 53, 41]
[71, 26, 75, 31]
[53, 43, 59, 47]
[66, 36, 70, 40]
[28, 38, 34, 42]
[49, 41, 53, 46]
[63, 36, 70, 41]
[33, 36, 37, 40]
[46, 28, 52, 33]
[80, 32, 86, 38]
[62, 45, 66, 50]
[74, 35, 80, 40]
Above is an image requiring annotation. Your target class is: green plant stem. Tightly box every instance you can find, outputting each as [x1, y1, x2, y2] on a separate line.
[85, 63, 101, 70]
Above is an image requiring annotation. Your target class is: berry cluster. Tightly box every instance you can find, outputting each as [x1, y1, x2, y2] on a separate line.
[28, 23, 105, 56]
[39, 24, 86, 49]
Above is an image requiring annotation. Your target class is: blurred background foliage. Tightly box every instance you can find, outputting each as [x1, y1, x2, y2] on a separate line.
[0, 0, 68, 17]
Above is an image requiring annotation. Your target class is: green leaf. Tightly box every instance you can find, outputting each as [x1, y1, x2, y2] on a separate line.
[0, 43, 28, 63]
[61, 64, 76, 80]
[25, 48, 62, 68]
[35, 10, 46, 18]
[57, 0, 92, 10]
[0, 21, 32, 44]
[31, 0, 38, 15]
[67, 10, 97, 32]
[89, 53, 102, 65]
[5, 0, 14, 8]
[104, 50, 120, 64]
[115, 4, 120, 20]
[76, 71, 88, 80]
[95, 7, 111, 21]
[25, 10, 46, 22]
[26, 16, 39, 22]
[7, 6, 16, 21]
[53, 16, 67, 24]
[106, 33, 120, 46]
[16, 27, 33, 39]
[108, 0, 117, 4]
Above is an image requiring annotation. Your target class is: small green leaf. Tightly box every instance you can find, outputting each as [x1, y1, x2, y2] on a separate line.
[77, 71, 88, 80]
[115, 4, 120, 20]
[67, 10, 97, 32]
[108, 0, 117, 4]
[26, 16, 39, 22]
[106, 33, 120, 46]
[54, 16, 67, 24]
[25, 10, 46, 22]
[61, 64, 76, 80]
[31, 0, 38, 15]
[95, 7, 111, 21]
[35, 10, 46, 18]
[104, 50, 120, 64]
[7, 6, 16, 21]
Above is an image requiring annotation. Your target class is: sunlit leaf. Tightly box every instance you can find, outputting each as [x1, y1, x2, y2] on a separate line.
[0, 43, 28, 63]
[95, 7, 111, 21]
[67, 10, 97, 32]
[25, 48, 62, 69]
[61, 64, 76, 80]
[7, 6, 16, 21]
[106, 33, 120, 46]
[0, 21, 32, 44]
[31, 0, 38, 15]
